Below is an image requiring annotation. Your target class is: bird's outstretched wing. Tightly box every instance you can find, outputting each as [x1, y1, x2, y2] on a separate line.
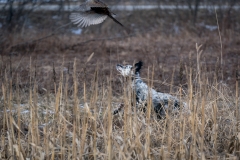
[70, 11, 108, 27]
[70, 0, 123, 28]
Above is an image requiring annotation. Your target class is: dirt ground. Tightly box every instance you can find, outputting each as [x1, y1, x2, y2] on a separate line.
[0, 9, 240, 96]
[0, 7, 240, 159]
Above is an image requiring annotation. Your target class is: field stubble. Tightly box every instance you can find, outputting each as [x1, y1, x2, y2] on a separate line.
[0, 9, 240, 159]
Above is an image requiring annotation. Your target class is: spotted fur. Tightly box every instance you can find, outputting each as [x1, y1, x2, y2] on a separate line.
[116, 61, 187, 118]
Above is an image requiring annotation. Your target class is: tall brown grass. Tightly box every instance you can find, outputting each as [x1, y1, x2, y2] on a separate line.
[0, 7, 240, 159]
[0, 41, 239, 159]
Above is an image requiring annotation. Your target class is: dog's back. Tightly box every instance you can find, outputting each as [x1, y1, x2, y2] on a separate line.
[116, 61, 188, 118]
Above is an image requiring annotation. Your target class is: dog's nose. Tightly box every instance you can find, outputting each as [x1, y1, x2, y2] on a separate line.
[116, 64, 122, 67]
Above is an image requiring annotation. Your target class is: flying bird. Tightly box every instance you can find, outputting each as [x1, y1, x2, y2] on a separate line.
[70, 0, 124, 28]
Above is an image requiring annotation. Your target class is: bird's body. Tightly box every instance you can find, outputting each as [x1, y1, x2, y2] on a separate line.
[70, 0, 123, 28]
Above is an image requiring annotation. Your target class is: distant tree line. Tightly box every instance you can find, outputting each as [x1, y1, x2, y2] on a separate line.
[0, 0, 238, 31]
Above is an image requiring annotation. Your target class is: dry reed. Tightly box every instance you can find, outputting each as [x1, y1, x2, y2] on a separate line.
[0, 43, 239, 159]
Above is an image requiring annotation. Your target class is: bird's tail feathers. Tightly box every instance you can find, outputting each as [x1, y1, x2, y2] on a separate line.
[108, 14, 124, 27]
[108, 14, 132, 34]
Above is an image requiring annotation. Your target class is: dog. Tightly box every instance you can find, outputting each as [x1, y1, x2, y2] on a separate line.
[115, 61, 187, 119]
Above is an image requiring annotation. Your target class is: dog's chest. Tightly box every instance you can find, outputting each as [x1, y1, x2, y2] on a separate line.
[132, 79, 149, 101]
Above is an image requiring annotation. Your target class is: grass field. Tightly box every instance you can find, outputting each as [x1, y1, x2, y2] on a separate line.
[0, 8, 240, 159]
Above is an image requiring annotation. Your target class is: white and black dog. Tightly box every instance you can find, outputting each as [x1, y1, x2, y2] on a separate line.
[115, 61, 187, 119]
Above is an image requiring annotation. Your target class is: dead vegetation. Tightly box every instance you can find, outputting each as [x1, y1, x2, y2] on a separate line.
[0, 8, 240, 160]
[0, 47, 239, 159]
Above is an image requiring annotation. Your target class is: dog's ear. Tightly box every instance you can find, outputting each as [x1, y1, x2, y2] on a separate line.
[134, 61, 143, 73]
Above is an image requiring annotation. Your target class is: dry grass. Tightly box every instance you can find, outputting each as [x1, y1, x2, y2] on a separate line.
[0, 8, 240, 159]
[0, 45, 239, 159]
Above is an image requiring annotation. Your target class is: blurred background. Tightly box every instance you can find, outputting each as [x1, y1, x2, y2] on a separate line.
[1, 2, 240, 159]
[0, 0, 239, 32]
[0, 0, 239, 94]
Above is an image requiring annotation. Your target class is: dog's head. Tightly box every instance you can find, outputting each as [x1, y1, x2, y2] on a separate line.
[116, 61, 143, 77]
